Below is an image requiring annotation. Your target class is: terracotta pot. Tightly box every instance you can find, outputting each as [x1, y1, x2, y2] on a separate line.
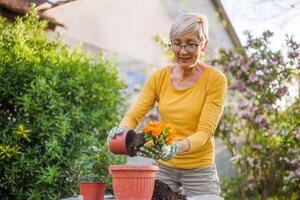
[109, 165, 159, 200]
[108, 130, 135, 155]
[80, 182, 105, 200]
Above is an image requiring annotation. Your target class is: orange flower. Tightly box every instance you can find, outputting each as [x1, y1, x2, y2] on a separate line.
[144, 121, 155, 133]
[145, 140, 154, 146]
[152, 124, 163, 136]
[143, 121, 176, 145]
[144, 125, 154, 133]
[166, 133, 176, 145]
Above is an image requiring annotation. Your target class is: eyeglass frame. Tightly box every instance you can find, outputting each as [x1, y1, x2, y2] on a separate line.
[168, 41, 201, 53]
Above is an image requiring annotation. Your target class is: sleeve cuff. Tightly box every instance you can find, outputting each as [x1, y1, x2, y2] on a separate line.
[187, 132, 210, 153]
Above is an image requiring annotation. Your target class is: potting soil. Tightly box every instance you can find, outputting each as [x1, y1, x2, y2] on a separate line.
[125, 130, 145, 156]
[152, 179, 187, 200]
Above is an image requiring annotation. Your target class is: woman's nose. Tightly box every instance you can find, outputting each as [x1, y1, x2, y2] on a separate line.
[179, 47, 189, 55]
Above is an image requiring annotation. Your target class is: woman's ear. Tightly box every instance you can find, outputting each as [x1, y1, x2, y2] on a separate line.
[200, 40, 208, 51]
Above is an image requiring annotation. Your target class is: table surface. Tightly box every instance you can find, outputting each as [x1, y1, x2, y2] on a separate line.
[62, 194, 224, 200]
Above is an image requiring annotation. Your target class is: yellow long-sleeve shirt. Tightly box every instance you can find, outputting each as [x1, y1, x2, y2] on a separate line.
[120, 65, 227, 169]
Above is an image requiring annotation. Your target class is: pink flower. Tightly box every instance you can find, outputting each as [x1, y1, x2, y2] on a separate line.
[288, 51, 299, 59]
[224, 62, 235, 71]
[276, 56, 284, 65]
[229, 82, 246, 92]
[258, 79, 264, 86]
[236, 70, 243, 79]
[238, 102, 248, 110]
[258, 123, 266, 129]
[268, 128, 275, 136]
[294, 170, 300, 178]
[289, 159, 299, 168]
[238, 82, 246, 92]
[248, 74, 258, 83]
[252, 144, 263, 150]
[250, 106, 259, 113]
[241, 60, 252, 72]
[246, 182, 256, 190]
[255, 115, 266, 123]
[229, 83, 240, 90]
[241, 111, 251, 120]
[276, 87, 287, 97]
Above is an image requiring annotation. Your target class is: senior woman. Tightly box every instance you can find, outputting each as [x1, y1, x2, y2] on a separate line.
[108, 13, 227, 197]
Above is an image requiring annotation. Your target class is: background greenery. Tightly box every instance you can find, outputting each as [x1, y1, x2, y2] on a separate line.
[0, 9, 126, 200]
[213, 31, 300, 200]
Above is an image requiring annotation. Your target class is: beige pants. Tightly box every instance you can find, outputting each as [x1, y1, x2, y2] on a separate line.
[153, 161, 221, 197]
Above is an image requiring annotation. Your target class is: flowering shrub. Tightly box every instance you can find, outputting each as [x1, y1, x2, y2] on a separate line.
[143, 121, 176, 148]
[212, 31, 300, 200]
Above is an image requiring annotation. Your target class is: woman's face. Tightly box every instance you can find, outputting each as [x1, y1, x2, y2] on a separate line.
[170, 33, 203, 68]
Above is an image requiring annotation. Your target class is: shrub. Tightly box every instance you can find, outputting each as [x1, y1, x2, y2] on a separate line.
[0, 9, 126, 200]
[213, 31, 300, 200]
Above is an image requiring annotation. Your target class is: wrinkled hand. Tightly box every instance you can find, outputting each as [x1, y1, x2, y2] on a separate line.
[137, 142, 179, 161]
[107, 126, 129, 140]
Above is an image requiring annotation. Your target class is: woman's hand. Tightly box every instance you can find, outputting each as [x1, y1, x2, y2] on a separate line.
[107, 126, 129, 140]
[137, 142, 179, 161]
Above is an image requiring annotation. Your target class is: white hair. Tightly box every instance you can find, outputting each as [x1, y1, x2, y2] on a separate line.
[169, 13, 209, 42]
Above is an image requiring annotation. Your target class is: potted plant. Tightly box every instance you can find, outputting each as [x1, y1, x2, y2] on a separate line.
[108, 129, 146, 156]
[108, 121, 176, 200]
[80, 143, 126, 200]
[142, 121, 176, 150]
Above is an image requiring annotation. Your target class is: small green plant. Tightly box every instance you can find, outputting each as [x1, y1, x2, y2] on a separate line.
[81, 143, 126, 192]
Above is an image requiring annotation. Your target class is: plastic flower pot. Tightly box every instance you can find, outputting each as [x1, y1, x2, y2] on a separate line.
[108, 130, 136, 155]
[109, 165, 159, 200]
[80, 182, 105, 200]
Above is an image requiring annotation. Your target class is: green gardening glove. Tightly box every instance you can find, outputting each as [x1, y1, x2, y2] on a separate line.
[107, 126, 129, 140]
[137, 142, 179, 161]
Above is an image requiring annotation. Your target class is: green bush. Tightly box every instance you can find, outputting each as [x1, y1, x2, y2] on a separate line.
[0, 9, 126, 199]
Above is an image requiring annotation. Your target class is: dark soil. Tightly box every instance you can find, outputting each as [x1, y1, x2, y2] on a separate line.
[125, 130, 145, 157]
[152, 179, 187, 200]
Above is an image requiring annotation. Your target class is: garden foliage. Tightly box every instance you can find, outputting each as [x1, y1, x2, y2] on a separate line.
[0, 10, 126, 199]
[213, 31, 300, 200]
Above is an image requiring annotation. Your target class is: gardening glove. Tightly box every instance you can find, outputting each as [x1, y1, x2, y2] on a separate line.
[137, 142, 179, 161]
[107, 126, 129, 140]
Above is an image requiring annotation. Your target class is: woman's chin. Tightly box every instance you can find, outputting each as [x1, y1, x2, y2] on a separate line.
[178, 62, 195, 68]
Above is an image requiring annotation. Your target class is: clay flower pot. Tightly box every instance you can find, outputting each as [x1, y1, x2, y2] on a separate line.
[108, 130, 136, 155]
[109, 165, 159, 200]
[80, 182, 105, 200]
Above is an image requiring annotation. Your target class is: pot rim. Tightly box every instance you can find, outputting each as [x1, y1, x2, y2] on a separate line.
[109, 164, 159, 171]
[80, 181, 105, 184]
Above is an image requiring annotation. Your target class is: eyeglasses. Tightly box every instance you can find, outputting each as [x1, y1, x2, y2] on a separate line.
[168, 42, 200, 53]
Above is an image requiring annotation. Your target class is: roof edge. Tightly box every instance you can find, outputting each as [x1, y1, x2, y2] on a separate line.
[211, 0, 242, 48]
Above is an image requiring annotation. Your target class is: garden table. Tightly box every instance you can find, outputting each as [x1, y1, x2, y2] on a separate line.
[61, 194, 223, 200]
